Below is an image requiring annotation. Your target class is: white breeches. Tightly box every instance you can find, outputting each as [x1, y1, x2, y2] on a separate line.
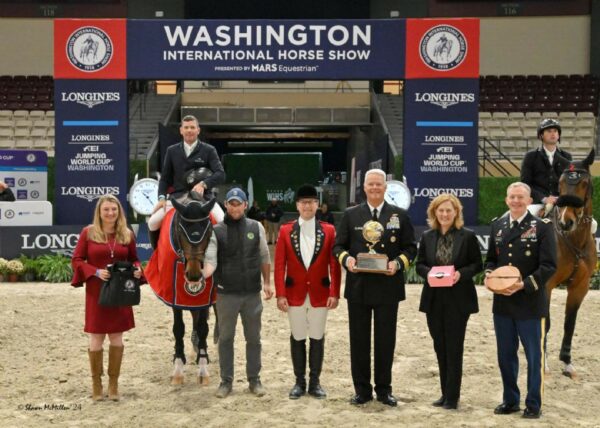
[148, 201, 225, 231]
[287, 295, 329, 341]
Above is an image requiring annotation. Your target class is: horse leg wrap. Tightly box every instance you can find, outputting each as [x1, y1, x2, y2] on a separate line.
[88, 349, 104, 401]
[108, 345, 124, 401]
[171, 358, 185, 385]
[197, 349, 210, 386]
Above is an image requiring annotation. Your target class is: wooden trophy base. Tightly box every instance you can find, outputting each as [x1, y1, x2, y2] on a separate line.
[354, 253, 389, 274]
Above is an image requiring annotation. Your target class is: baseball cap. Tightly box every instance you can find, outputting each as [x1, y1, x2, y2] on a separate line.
[225, 188, 247, 203]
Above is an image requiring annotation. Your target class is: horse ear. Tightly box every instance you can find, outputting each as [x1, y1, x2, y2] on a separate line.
[204, 197, 217, 213]
[171, 197, 185, 213]
[554, 151, 572, 172]
[582, 148, 595, 170]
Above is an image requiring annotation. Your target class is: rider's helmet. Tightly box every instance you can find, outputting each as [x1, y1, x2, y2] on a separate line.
[184, 167, 213, 190]
[537, 118, 562, 140]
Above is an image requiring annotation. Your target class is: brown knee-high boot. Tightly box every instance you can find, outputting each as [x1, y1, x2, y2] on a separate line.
[108, 345, 124, 401]
[88, 349, 104, 401]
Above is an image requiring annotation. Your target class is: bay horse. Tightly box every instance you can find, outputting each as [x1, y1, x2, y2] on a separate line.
[545, 149, 596, 378]
[146, 192, 217, 385]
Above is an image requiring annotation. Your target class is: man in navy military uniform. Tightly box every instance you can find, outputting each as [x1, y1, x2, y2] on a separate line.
[333, 169, 417, 407]
[484, 182, 557, 419]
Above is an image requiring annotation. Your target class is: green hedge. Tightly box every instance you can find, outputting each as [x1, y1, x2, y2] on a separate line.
[478, 177, 600, 225]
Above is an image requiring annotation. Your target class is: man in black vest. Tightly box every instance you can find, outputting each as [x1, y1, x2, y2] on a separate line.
[333, 169, 417, 407]
[204, 188, 273, 398]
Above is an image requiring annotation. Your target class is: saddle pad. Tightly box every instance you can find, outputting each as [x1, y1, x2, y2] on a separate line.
[428, 265, 455, 287]
[486, 266, 521, 291]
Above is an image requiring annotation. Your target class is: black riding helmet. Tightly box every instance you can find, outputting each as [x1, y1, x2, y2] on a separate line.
[537, 118, 562, 140]
[184, 167, 213, 190]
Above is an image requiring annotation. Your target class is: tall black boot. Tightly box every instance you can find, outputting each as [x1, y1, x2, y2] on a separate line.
[289, 336, 306, 399]
[308, 337, 326, 399]
[149, 229, 161, 250]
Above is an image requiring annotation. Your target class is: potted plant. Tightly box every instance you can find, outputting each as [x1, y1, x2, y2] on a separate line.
[0, 257, 7, 282]
[19, 255, 39, 282]
[36, 254, 73, 283]
[6, 259, 25, 282]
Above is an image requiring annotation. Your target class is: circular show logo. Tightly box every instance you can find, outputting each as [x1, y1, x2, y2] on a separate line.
[31, 190, 40, 199]
[184, 278, 206, 296]
[18, 178, 27, 186]
[5, 209, 15, 219]
[420, 25, 467, 71]
[26, 153, 36, 162]
[66, 26, 113, 72]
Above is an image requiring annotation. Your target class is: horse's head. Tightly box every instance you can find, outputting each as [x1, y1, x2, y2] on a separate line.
[171, 194, 216, 286]
[555, 149, 595, 232]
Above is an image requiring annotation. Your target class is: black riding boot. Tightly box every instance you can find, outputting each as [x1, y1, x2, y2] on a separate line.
[289, 336, 307, 399]
[308, 337, 326, 399]
[149, 229, 161, 250]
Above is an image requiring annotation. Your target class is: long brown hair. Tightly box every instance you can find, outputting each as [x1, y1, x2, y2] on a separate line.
[426, 193, 464, 230]
[87, 195, 132, 244]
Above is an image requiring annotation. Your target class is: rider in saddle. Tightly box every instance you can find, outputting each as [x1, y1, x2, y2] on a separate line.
[148, 115, 225, 248]
[520, 118, 572, 218]
[520, 118, 596, 234]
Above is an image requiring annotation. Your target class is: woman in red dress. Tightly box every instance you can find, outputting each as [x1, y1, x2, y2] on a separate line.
[71, 194, 143, 401]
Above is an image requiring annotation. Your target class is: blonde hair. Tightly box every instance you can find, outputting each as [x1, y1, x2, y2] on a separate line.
[87, 194, 132, 244]
[426, 193, 464, 230]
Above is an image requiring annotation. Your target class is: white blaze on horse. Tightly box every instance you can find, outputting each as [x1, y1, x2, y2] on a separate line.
[145, 192, 217, 386]
[545, 149, 596, 378]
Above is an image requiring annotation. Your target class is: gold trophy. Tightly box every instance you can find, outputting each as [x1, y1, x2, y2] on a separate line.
[354, 220, 389, 273]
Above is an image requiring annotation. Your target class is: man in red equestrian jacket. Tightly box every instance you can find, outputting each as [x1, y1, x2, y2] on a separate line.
[274, 184, 341, 400]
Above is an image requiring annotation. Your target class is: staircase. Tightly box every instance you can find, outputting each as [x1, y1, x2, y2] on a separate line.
[375, 93, 404, 155]
[129, 93, 178, 159]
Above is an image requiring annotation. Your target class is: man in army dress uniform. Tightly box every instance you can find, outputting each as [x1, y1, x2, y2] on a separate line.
[484, 182, 557, 419]
[333, 169, 417, 407]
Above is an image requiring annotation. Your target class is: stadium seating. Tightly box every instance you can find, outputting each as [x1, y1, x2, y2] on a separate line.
[479, 74, 598, 159]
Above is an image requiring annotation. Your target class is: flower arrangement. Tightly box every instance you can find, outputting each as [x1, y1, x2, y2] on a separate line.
[6, 259, 25, 275]
[0, 257, 7, 274]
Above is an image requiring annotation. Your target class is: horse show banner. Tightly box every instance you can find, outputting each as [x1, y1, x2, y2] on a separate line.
[0, 149, 48, 201]
[403, 19, 480, 225]
[53, 79, 128, 224]
[126, 19, 406, 79]
[404, 78, 479, 225]
[52, 18, 481, 226]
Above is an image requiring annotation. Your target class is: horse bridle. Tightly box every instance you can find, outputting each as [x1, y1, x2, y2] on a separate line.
[552, 167, 594, 284]
[172, 212, 212, 263]
[555, 167, 593, 226]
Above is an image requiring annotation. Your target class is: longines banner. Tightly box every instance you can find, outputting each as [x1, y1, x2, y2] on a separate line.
[404, 78, 479, 225]
[126, 19, 406, 79]
[3, 225, 600, 260]
[403, 18, 479, 226]
[54, 79, 128, 224]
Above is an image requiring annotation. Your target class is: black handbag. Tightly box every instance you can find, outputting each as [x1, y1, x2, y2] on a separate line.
[98, 261, 141, 307]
